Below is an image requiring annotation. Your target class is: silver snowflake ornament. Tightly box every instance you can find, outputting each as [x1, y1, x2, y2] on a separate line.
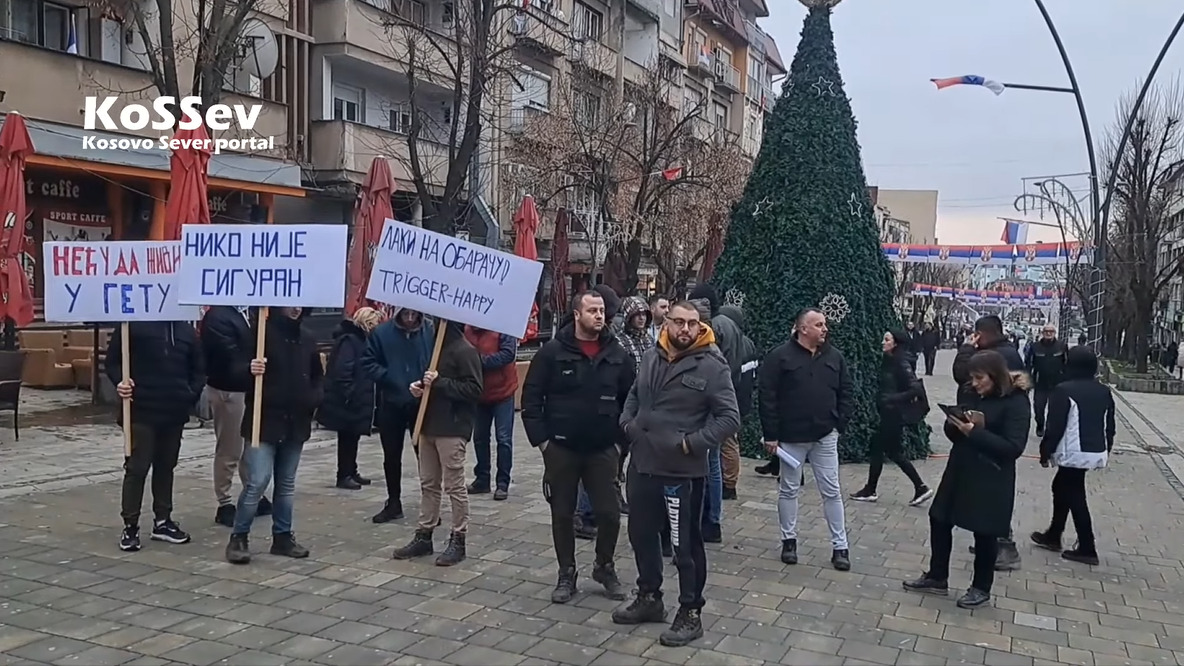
[811, 77, 838, 97]
[725, 288, 746, 308]
[819, 293, 851, 323]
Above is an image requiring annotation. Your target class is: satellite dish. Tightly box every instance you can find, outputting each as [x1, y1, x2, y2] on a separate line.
[239, 18, 279, 79]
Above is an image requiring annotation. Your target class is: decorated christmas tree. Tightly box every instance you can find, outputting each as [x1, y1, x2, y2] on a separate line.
[713, 0, 931, 462]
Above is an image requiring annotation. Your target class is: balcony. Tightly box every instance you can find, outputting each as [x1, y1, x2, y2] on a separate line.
[714, 60, 742, 93]
[508, 3, 569, 58]
[506, 105, 548, 134]
[311, 0, 455, 86]
[687, 40, 713, 76]
[309, 119, 452, 192]
[567, 38, 616, 79]
[0, 40, 288, 154]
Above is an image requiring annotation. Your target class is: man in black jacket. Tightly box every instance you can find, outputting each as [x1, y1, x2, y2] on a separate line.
[905, 321, 923, 371]
[225, 307, 323, 565]
[522, 290, 634, 605]
[202, 305, 270, 526]
[392, 320, 483, 567]
[920, 322, 941, 376]
[951, 314, 1026, 571]
[108, 322, 205, 552]
[1027, 324, 1068, 437]
[759, 308, 854, 572]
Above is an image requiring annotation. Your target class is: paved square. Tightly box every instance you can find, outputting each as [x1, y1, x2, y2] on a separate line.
[2, 350, 1184, 665]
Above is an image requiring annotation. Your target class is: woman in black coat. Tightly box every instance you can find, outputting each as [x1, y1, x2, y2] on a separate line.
[904, 350, 1031, 609]
[850, 330, 933, 506]
[319, 307, 383, 489]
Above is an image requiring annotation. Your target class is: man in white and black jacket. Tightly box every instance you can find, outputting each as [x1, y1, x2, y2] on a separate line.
[1031, 346, 1114, 566]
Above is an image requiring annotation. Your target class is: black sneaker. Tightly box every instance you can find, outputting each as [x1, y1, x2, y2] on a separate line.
[151, 520, 191, 544]
[612, 592, 666, 624]
[493, 486, 509, 501]
[352, 473, 371, 486]
[256, 496, 273, 517]
[995, 540, 1022, 571]
[910, 486, 936, 507]
[467, 481, 491, 495]
[702, 523, 722, 544]
[832, 549, 851, 571]
[336, 476, 362, 490]
[754, 460, 779, 476]
[392, 529, 434, 560]
[780, 538, 798, 564]
[372, 502, 404, 524]
[659, 607, 704, 647]
[574, 517, 597, 541]
[849, 487, 878, 502]
[903, 574, 949, 596]
[226, 533, 251, 564]
[956, 587, 991, 609]
[722, 486, 737, 500]
[270, 533, 310, 558]
[1062, 546, 1099, 566]
[592, 563, 626, 600]
[214, 504, 235, 527]
[551, 566, 578, 604]
[119, 525, 141, 552]
[1030, 531, 1062, 552]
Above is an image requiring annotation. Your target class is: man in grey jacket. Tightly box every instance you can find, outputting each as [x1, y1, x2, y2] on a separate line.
[611, 301, 740, 648]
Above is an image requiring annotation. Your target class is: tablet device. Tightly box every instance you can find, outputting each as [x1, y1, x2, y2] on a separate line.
[938, 403, 967, 421]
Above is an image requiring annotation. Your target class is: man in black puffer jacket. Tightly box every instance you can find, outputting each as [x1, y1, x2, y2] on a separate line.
[108, 321, 205, 553]
[1026, 324, 1067, 437]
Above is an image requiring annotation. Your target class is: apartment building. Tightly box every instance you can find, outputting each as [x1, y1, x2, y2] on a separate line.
[1154, 161, 1184, 344]
[869, 187, 939, 244]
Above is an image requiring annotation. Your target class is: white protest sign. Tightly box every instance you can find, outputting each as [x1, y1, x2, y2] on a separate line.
[366, 219, 544, 338]
[177, 224, 347, 307]
[42, 241, 200, 322]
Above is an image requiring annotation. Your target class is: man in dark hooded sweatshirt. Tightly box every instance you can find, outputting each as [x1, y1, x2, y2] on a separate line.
[952, 314, 1027, 571]
[689, 285, 743, 497]
[362, 307, 434, 523]
[719, 304, 757, 500]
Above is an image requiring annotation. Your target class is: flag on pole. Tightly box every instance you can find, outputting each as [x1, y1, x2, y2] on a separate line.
[1000, 219, 1029, 244]
[931, 75, 1005, 96]
[660, 167, 683, 181]
[66, 13, 78, 54]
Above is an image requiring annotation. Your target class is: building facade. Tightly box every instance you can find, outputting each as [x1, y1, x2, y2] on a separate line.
[1154, 161, 1184, 345]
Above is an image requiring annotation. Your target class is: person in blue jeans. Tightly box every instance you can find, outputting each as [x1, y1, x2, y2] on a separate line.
[701, 448, 723, 542]
[225, 307, 324, 565]
[463, 326, 519, 500]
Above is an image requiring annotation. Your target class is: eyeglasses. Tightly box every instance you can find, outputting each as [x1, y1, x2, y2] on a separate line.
[667, 318, 701, 329]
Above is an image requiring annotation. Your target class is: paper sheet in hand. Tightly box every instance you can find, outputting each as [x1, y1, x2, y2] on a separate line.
[776, 446, 803, 469]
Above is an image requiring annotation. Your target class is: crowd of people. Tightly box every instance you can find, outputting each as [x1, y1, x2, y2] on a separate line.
[104, 286, 1118, 646]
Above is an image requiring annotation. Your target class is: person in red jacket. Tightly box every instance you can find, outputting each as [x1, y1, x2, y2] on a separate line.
[463, 325, 519, 500]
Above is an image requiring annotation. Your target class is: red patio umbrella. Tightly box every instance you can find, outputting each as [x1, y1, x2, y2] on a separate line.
[162, 125, 212, 241]
[0, 113, 35, 328]
[550, 208, 571, 325]
[346, 158, 395, 315]
[513, 195, 540, 342]
[698, 212, 725, 283]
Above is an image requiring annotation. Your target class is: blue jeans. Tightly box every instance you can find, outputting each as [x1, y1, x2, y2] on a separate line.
[233, 440, 304, 535]
[703, 447, 722, 529]
[472, 398, 515, 489]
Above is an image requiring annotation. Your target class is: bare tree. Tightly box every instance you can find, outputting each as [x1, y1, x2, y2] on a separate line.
[899, 263, 967, 325]
[505, 54, 749, 294]
[1101, 80, 1184, 371]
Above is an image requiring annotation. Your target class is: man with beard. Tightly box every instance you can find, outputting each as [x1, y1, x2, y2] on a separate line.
[522, 291, 634, 605]
[952, 314, 1027, 571]
[362, 308, 434, 523]
[648, 294, 670, 341]
[612, 301, 739, 647]
[1027, 324, 1068, 438]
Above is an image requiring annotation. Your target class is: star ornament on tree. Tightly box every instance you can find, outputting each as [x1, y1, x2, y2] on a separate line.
[811, 77, 838, 97]
[819, 293, 851, 323]
[847, 192, 864, 217]
[752, 196, 773, 219]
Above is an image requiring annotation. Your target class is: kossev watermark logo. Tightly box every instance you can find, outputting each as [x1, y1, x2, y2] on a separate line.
[81, 96, 275, 154]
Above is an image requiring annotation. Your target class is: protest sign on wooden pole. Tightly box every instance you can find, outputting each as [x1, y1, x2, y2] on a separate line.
[120, 322, 132, 457]
[250, 307, 269, 448]
[410, 321, 447, 447]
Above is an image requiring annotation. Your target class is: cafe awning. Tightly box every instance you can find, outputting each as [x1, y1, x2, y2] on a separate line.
[1, 112, 304, 198]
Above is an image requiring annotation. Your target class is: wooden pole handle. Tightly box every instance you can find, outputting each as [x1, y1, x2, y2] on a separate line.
[121, 322, 132, 457]
[250, 307, 268, 447]
[410, 320, 448, 447]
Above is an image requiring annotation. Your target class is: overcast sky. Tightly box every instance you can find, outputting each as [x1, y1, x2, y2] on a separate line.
[760, 0, 1184, 245]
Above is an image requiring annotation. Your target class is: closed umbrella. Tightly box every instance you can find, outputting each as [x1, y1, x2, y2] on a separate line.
[698, 212, 725, 283]
[346, 158, 394, 315]
[513, 195, 540, 342]
[162, 125, 212, 241]
[550, 208, 571, 327]
[0, 113, 35, 329]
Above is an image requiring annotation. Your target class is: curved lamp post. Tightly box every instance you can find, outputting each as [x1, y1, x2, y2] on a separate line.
[1013, 178, 1090, 333]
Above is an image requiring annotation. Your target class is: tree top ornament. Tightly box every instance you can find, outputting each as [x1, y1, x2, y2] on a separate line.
[798, 0, 843, 7]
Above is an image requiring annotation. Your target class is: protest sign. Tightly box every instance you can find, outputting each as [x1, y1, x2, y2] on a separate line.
[42, 241, 200, 322]
[176, 224, 348, 307]
[366, 219, 544, 338]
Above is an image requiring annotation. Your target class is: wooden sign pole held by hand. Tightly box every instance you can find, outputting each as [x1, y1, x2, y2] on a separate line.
[250, 307, 269, 448]
[121, 322, 132, 457]
[410, 320, 448, 448]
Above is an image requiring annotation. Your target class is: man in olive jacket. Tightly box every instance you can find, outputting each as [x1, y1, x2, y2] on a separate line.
[612, 301, 740, 648]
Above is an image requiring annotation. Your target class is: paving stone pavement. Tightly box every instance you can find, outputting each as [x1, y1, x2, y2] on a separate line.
[2, 350, 1184, 665]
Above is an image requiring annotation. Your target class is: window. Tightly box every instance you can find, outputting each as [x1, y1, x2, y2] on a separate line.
[574, 90, 600, 127]
[441, 2, 453, 25]
[712, 101, 728, 129]
[573, 1, 602, 41]
[4, 0, 79, 51]
[713, 45, 732, 68]
[747, 54, 764, 81]
[512, 66, 551, 110]
[388, 105, 412, 134]
[663, 0, 676, 16]
[683, 87, 703, 115]
[441, 104, 452, 125]
[397, 0, 424, 25]
[332, 84, 363, 122]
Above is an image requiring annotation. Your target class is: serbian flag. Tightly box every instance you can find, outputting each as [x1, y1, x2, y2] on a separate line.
[660, 167, 683, 181]
[1000, 219, 1029, 244]
[931, 75, 1005, 96]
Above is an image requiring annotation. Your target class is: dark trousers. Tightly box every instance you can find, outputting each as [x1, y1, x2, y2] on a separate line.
[543, 444, 620, 570]
[923, 349, 937, 375]
[1033, 387, 1052, 430]
[928, 517, 998, 594]
[120, 423, 184, 526]
[866, 419, 923, 492]
[1049, 467, 1095, 552]
[628, 468, 707, 609]
[472, 398, 515, 490]
[336, 431, 361, 481]
[377, 402, 419, 505]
